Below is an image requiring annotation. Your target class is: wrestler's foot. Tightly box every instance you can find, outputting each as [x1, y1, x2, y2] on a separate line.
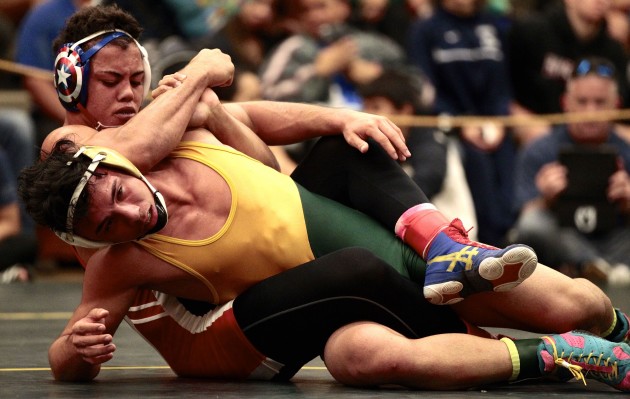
[423, 219, 537, 305]
[539, 332, 630, 392]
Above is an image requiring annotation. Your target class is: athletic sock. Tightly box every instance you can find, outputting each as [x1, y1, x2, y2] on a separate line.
[603, 307, 629, 342]
[500, 337, 543, 381]
[394, 203, 449, 258]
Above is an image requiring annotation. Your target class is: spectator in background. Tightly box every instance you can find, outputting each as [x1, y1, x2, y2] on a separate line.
[357, 68, 478, 237]
[348, 0, 414, 48]
[0, 110, 36, 234]
[511, 57, 630, 285]
[102, 0, 184, 43]
[259, 0, 406, 109]
[607, 0, 630, 52]
[508, 0, 629, 145]
[407, 0, 434, 20]
[407, 0, 517, 246]
[160, 0, 246, 42]
[195, 0, 286, 74]
[0, 144, 37, 283]
[0, 1, 38, 243]
[14, 0, 93, 145]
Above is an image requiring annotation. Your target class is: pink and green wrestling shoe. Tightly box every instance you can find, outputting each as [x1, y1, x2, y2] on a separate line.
[539, 331, 630, 392]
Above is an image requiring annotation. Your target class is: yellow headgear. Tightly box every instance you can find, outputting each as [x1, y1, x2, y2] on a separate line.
[55, 146, 168, 248]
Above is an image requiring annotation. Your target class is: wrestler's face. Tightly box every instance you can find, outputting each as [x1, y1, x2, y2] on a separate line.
[74, 168, 158, 243]
[77, 44, 146, 127]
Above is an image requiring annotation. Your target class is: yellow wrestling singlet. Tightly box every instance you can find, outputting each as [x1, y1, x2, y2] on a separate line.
[135, 142, 315, 303]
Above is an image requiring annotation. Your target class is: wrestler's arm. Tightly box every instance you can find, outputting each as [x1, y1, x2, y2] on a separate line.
[42, 49, 234, 172]
[193, 89, 280, 170]
[48, 248, 138, 381]
[225, 101, 411, 162]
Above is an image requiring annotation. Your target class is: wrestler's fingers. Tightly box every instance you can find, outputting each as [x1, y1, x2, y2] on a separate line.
[156, 73, 186, 87]
[82, 352, 115, 366]
[377, 120, 410, 160]
[365, 122, 410, 161]
[152, 74, 188, 98]
[79, 344, 116, 365]
[72, 320, 106, 335]
[86, 307, 109, 320]
[151, 86, 169, 99]
[342, 128, 396, 160]
[370, 133, 402, 161]
[72, 333, 112, 348]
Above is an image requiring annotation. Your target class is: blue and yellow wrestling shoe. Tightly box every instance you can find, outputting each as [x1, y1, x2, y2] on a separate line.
[539, 332, 630, 392]
[423, 219, 538, 305]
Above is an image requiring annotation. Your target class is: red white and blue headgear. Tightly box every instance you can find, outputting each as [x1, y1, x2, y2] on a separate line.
[54, 29, 151, 112]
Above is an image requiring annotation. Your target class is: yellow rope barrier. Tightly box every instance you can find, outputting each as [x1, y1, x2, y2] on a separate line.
[2, 57, 630, 128]
[389, 109, 630, 128]
[0, 58, 52, 81]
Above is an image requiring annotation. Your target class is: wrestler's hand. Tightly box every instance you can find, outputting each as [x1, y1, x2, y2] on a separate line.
[187, 88, 222, 128]
[70, 308, 116, 365]
[188, 48, 234, 88]
[151, 49, 234, 99]
[341, 111, 411, 162]
[151, 73, 187, 99]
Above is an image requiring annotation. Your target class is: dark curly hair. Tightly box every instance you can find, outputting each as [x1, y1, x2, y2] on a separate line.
[18, 139, 102, 233]
[52, 4, 143, 54]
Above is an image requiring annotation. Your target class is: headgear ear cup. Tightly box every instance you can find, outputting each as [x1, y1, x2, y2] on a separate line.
[54, 30, 152, 112]
[54, 45, 86, 112]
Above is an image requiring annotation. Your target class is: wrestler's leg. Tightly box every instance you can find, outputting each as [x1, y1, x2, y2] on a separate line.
[232, 247, 468, 381]
[292, 137, 629, 342]
[293, 136, 537, 305]
[291, 136, 423, 229]
[324, 322, 513, 390]
[324, 322, 630, 392]
[452, 263, 629, 343]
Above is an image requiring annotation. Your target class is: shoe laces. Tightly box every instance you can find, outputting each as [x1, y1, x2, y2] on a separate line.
[445, 218, 497, 250]
[544, 336, 619, 386]
[446, 218, 472, 237]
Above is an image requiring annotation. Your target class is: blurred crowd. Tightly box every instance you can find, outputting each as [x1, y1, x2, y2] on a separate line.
[1, 0, 630, 285]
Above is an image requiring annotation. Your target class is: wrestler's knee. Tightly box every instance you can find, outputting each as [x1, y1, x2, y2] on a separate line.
[323, 322, 405, 387]
[565, 277, 613, 332]
[541, 276, 612, 333]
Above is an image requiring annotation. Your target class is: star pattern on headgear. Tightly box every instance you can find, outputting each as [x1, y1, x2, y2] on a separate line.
[56, 64, 71, 88]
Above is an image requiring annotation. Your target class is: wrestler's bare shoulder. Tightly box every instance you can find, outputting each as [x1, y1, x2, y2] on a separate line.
[41, 125, 99, 156]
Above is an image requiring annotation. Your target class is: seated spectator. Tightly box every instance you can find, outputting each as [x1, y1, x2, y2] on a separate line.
[0, 145, 37, 283]
[14, 0, 93, 145]
[348, 0, 414, 48]
[357, 68, 478, 237]
[407, 0, 517, 246]
[508, 0, 629, 145]
[259, 0, 406, 109]
[195, 0, 287, 74]
[0, 109, 36, 236]
[511, 57, 630, 285]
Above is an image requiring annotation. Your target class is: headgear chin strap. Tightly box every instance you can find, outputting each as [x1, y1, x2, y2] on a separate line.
[54, 146, 168, 248]
[54, 29, 152, 112]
